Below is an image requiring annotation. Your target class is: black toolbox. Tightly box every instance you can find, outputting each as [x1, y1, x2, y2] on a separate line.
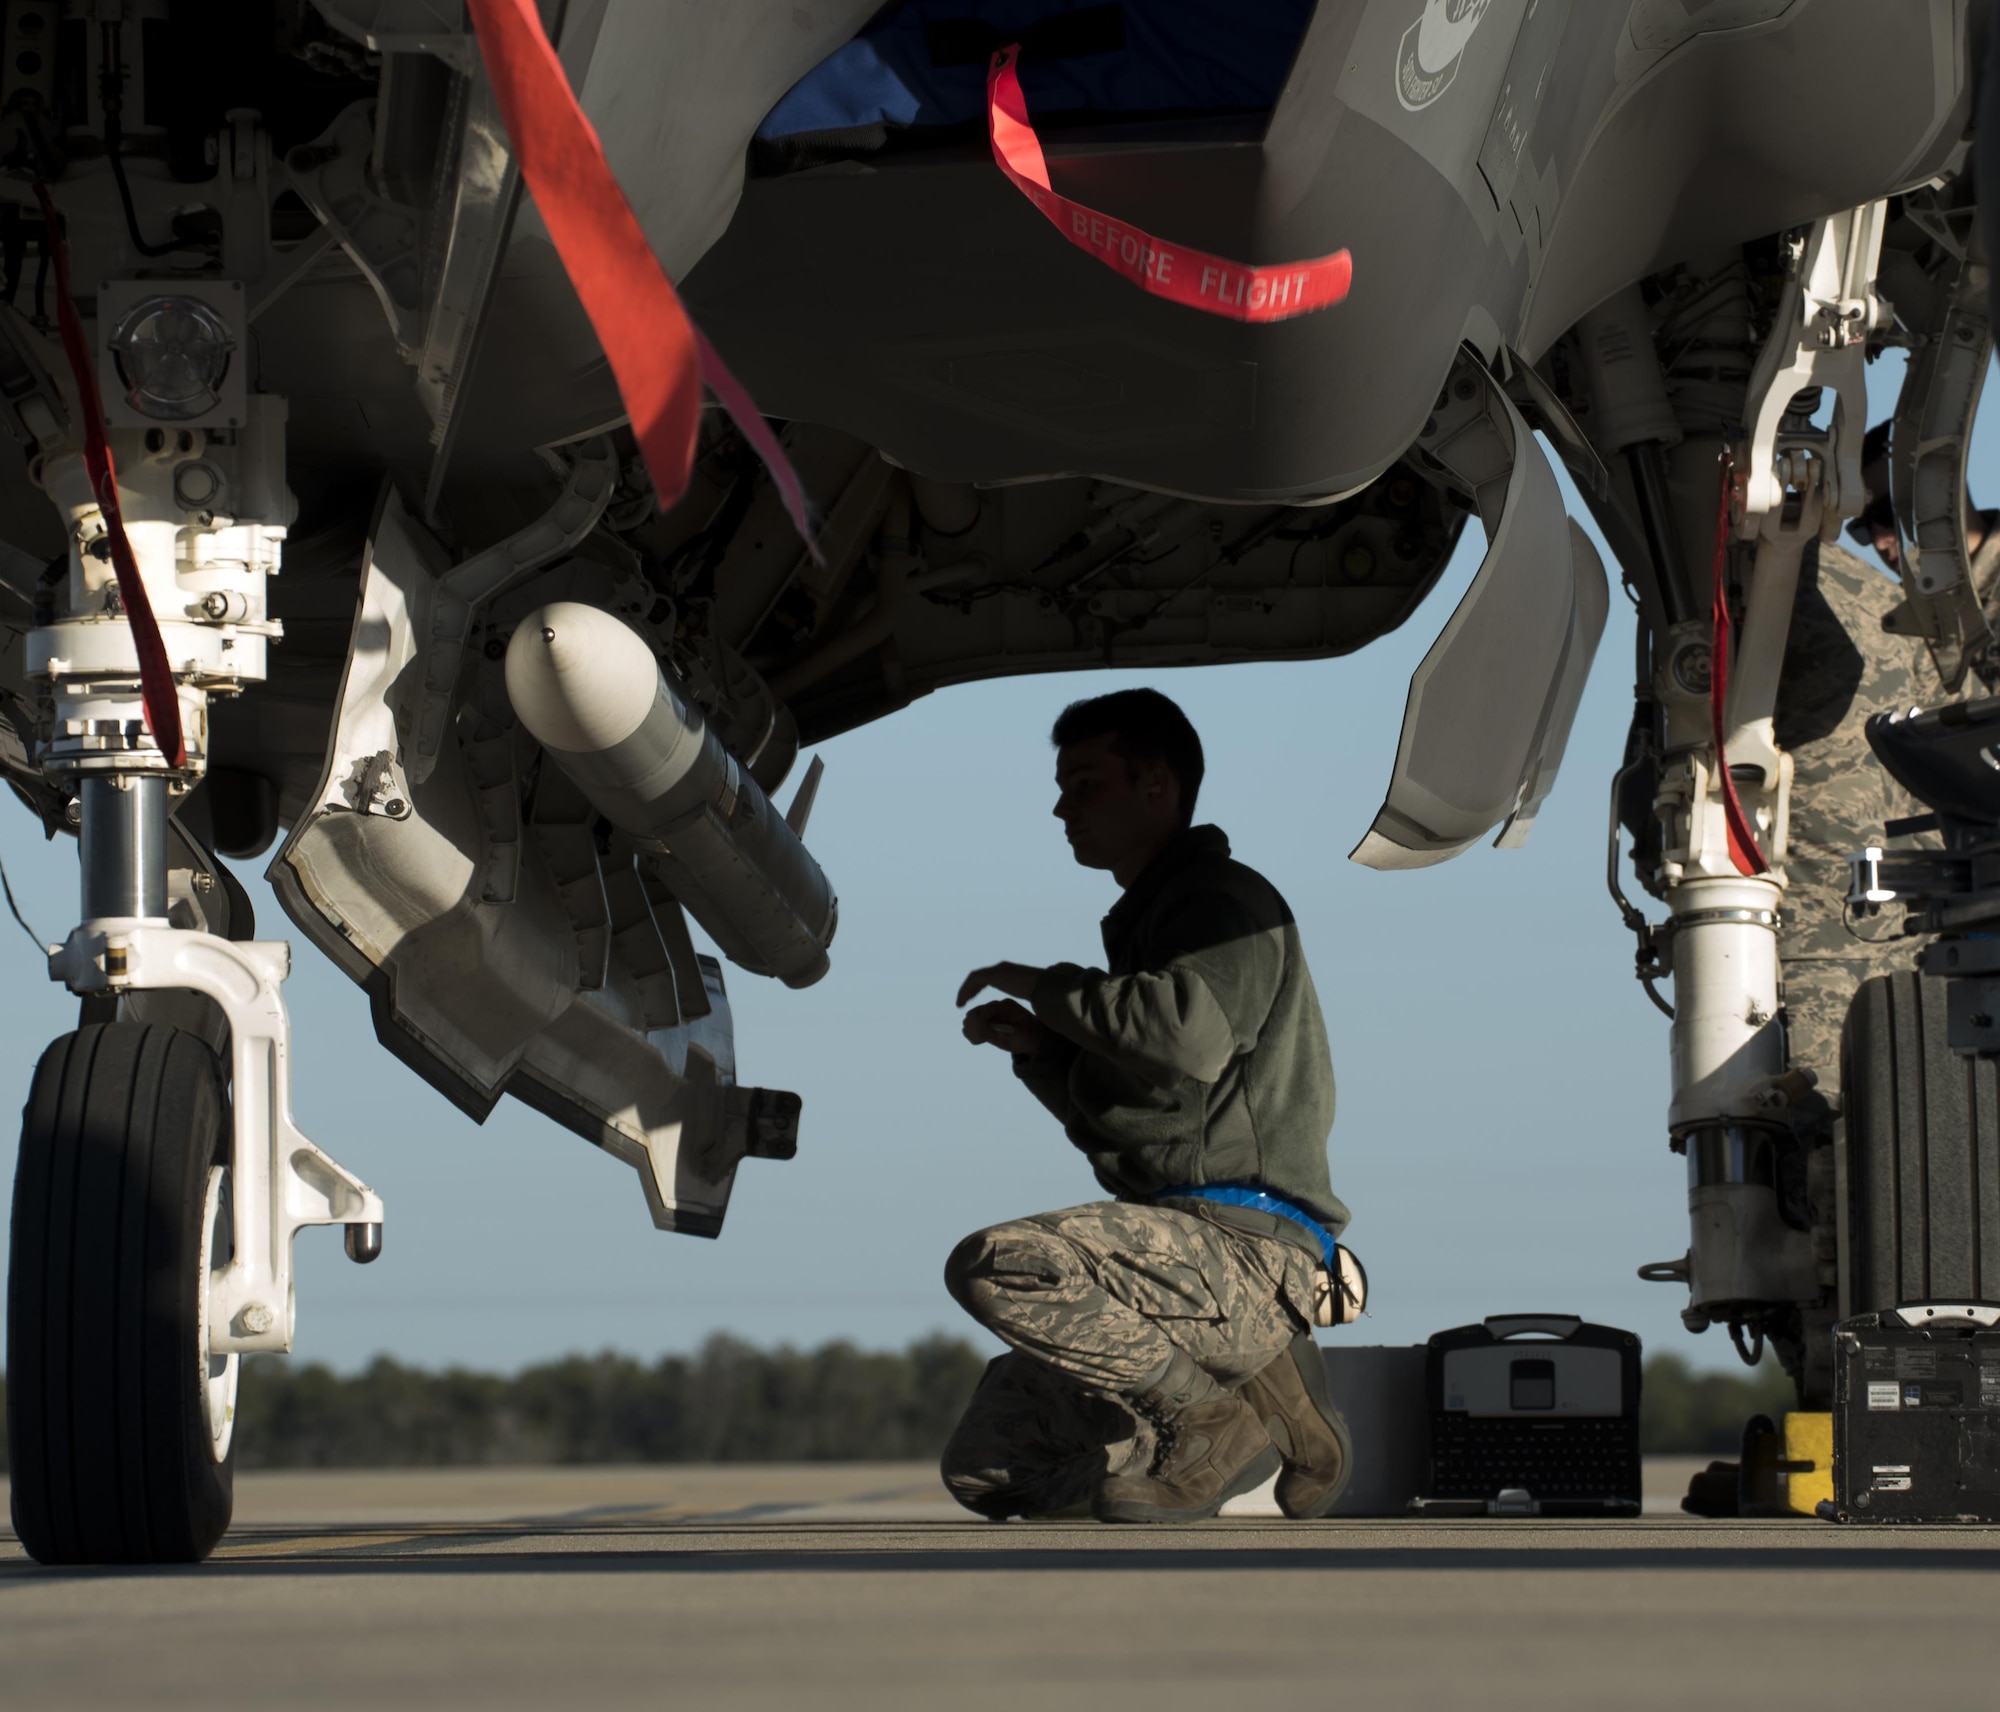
[1412, 1314, 1642, 1517]
[1832, 1302, 2000, 1523]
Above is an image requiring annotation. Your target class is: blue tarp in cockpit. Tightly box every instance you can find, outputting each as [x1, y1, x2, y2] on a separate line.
[755, 0, 1320, 145]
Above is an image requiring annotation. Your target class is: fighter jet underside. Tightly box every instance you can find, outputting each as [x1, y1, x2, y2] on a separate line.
[0, 0, 1988, 1561]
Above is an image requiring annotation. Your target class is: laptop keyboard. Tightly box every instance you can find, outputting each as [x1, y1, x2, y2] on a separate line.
[1430, 1414, 1641, 1501]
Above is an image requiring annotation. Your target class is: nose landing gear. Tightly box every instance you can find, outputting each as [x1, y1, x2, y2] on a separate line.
[5, 388, 383, 1561]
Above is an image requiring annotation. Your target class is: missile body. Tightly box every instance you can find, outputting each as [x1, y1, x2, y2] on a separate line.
[505, 602, 836, 988]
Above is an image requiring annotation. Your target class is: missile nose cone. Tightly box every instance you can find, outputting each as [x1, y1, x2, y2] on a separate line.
[505, 602, 658, 754]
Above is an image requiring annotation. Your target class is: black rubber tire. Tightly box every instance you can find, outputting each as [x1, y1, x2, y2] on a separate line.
[7, 1023, 236, 1564]
[1841, 972, 2000, 1309]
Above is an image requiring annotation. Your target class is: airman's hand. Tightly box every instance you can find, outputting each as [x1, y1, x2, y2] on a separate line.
[956, 961, 1043, 1007]
[962, 999, 1044, 1055]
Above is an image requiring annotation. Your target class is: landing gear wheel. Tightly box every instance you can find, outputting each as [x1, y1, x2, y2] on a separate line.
[6, 1022, 237, 1564]
[1841, 973, 2000, 1309]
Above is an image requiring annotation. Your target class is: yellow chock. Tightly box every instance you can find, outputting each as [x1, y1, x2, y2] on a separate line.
[1740, 1412, 1833, 1516]
[1778, 1412, 1832, 1515]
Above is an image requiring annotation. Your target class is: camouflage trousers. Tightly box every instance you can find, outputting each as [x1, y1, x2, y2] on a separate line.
[1775, 543, 1949, 1098]
[939, 1200, 1316, 1518]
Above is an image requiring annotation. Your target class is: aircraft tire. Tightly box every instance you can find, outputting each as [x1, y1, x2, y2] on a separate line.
[1841, 972, 2000, 1312]
[7, 1023, 237, 1564]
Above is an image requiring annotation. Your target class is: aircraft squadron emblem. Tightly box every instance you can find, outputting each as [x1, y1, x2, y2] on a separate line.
[1396, 0, 1495, 111]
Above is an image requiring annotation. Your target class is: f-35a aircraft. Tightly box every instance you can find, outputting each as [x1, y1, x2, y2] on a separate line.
[0, 0, 1985, 1560]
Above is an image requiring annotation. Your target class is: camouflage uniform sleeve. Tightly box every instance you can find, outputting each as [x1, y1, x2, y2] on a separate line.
[1028, 891, 1280, 1086]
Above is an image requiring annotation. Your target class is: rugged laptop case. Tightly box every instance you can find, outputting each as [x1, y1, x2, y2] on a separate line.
[1832, 1303, 2000, 1523]
[1413, 1314, 1643, 1517]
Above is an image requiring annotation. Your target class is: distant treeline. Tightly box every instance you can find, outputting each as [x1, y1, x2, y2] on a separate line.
[231, 1335, 990, 1469]
[0, 1339, 1796, 1472]
[1635, 1352, 1796, 1456]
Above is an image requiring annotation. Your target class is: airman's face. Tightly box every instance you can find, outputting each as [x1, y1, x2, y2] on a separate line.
[1053, 734, 1178, 874]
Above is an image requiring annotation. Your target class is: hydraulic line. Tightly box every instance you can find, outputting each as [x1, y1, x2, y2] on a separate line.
[98, 24, 179, 261]
[1607, 745, 1674, 1020]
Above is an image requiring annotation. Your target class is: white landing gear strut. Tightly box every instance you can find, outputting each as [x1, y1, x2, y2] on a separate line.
[26, 392, 384, 1359]
[1649, 205, 1888, 1337]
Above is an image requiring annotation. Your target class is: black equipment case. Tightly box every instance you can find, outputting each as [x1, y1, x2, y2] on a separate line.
[1413, 1314, 1642, 1517]
[1832, 1302, 2000, 1523]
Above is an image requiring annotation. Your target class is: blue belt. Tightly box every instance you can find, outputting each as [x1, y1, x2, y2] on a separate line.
[1155, 1183, 1336, 1268]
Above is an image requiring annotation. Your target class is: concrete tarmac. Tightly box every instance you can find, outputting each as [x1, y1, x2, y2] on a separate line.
[4, 1462, 1997, 1711]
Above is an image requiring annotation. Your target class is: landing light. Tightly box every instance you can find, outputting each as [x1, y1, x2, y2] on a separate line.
[108, 296, 234, 421]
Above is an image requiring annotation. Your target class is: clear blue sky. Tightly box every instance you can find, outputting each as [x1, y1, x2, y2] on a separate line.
[0, 351, 1967, 1376]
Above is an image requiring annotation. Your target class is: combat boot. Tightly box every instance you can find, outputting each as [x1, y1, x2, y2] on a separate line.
[1094, 1351, 1280, 1524]
[1237, 1332, 1353, 1519]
